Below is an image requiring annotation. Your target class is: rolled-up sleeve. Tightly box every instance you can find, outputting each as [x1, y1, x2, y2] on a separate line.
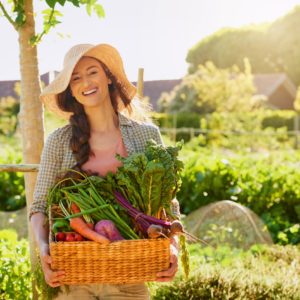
[29, 130, 63, 219]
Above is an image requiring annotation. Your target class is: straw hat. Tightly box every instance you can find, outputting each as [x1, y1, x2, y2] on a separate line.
[40, 43, 137, 119]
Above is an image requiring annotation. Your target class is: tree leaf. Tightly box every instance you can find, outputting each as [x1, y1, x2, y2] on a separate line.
[67, 0, 80, 7]
[45, 0, 57, 9]
[94, 4, 105, 18]
[57, 0, 67, 6]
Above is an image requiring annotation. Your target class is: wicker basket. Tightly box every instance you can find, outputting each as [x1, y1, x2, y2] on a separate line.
[50, 238, 170, 285]
[49, 205, 170, 285]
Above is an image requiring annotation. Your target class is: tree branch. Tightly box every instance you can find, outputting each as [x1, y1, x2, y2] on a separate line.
[0, 1, 17, 30]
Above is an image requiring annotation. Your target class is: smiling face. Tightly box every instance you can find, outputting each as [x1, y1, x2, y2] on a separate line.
[69, 56, 112, 109]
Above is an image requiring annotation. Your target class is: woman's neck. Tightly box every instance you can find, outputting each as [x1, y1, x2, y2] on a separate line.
[85, 100, 119, 134]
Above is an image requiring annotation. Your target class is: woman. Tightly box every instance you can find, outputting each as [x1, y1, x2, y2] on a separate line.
[29, 43, 180, 299]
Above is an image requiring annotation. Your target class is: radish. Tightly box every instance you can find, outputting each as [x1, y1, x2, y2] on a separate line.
[74, 233, 85, 241]
[65, 232, 76, 242]
[95, 220, 124, 241]
[55, 232, 66, 242]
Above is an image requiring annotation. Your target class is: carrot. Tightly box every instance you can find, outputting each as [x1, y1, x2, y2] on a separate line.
[71, 202, 81, 214]
[69, 202, 110, 244]
[69, 217, 110, 244]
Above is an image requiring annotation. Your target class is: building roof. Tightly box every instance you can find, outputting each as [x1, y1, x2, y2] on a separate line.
[133, 79, 181, 110]
[253, 73, 297, 98]
[0, 72, 54, 99]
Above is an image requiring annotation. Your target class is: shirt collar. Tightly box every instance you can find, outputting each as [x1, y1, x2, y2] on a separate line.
[118, 112, 133, 127]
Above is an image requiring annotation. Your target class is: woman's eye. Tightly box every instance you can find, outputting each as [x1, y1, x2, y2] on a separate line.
[89, 71, 98, 75]
[72, 76, 80, 82]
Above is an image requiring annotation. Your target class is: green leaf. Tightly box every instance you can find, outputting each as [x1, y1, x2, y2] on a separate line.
[94, 3, 105, 18]
[289, 224, 300, 234]
[68, 0, 80, 7]
[15, 12, 26, 26]
[86, 3, 92, 16]
[57, 0, 67, 5]
[45, 0, 57, 9]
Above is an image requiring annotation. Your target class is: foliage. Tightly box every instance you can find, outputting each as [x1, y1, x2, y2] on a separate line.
[0, 149, 25, 211]
[186, 6, 300, 85]
[0, 229, 59, 299]
[0, 0, 105, 44]
[0, 229, 32, 300]
[158, 60, 265, 114]
[0, 96, 19, 136]
[151, 244, 300, 300]
[177, 146, 300, 244]
[154, 110, 297, 146]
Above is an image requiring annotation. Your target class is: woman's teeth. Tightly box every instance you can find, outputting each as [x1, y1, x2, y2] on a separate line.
[83, 88, 97, 96]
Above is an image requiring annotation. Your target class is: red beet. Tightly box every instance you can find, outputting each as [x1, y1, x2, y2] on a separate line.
[94, 220, 124, 242]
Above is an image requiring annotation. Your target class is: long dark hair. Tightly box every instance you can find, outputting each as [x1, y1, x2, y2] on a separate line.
[57, 60, 132, 172]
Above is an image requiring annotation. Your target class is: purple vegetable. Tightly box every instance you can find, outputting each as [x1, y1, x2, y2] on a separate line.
[95, 220, 124, 242]
[114, 191, 171, 236]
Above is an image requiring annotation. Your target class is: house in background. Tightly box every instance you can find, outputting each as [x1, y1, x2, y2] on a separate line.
[133, 79, 181, 111]
[0, 72, 297, 111]
[0, 71, 57, 99]
[253, 73, 297, 110]
[136, 73, 297, 111]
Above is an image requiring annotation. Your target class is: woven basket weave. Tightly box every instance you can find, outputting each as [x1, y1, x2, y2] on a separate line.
[49, 205, 170, 285]
[50, 238, 170, 285]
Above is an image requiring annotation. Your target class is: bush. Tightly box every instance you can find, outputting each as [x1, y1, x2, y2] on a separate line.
[0, 149, 25, 211]
[177, 147, 300, 244]
[154, 110, 298, 147]
[0, 230, 32, 299]
[151, 244, 300, 300]
[261, 110, 296, 130]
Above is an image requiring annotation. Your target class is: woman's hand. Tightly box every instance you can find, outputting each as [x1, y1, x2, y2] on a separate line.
[156, 243, 179, 282]
[40, 243, 65, 287]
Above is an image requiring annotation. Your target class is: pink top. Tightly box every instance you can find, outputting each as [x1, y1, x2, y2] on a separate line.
[81, 130, 128, 177]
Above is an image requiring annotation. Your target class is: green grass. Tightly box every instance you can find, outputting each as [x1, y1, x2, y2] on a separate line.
[150, 243, 300, 300]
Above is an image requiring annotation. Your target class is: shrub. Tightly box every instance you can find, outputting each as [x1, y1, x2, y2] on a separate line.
[154, 110, 298, 147]
[0, 149, 25, 211]
[177, 147, 300, 244]
[0, 230, 32, 299]
[151, 244, 300, 300]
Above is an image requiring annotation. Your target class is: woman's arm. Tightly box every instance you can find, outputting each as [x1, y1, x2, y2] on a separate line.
[31, 213, 65, 287]
[30, 128, 66, 286]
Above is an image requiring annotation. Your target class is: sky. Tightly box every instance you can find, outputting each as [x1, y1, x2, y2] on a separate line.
[0, 0, 300, 82]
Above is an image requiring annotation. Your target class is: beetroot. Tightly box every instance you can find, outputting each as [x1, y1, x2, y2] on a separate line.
[95, 220, 124, 241]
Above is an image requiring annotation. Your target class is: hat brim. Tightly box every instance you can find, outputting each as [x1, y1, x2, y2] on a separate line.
[40, 44, 136, 119]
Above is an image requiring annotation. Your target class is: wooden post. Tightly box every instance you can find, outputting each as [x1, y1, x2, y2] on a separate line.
[294, 114, 299, 149]
[172, 113, 177, 143]
[137, 68, 144, 98]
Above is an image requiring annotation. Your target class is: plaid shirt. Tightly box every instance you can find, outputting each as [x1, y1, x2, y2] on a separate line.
[29, 113, 180, 219]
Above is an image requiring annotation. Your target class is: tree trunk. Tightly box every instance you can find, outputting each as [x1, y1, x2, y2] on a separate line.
[18, 0, 44, 298]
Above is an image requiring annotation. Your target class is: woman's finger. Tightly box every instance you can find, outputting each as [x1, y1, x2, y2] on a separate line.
[43, 254, 52, 265]
[156, 251, 178, 281]
[48, 281, 62, 288]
